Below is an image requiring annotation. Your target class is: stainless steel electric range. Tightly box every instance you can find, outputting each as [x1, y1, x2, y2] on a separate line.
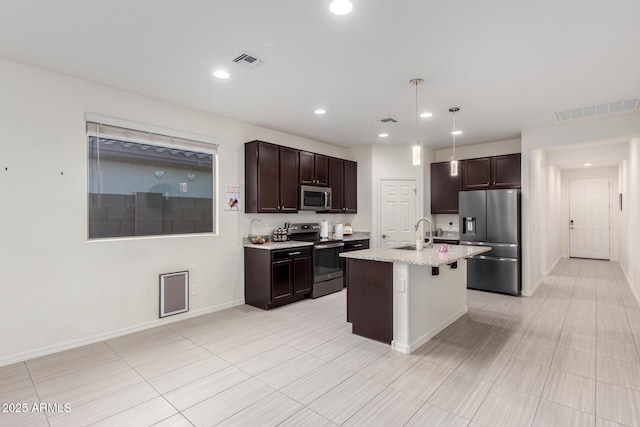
[288, 223, 344, 298]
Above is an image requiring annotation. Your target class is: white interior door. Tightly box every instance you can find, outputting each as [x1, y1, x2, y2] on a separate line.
[379, 179, 417, 248]
[569, 177, 610, 259]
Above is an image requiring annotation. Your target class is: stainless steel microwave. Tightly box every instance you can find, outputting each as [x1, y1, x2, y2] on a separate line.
[300, 185, 332, 211]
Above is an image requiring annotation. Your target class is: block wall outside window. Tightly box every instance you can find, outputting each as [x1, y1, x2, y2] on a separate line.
[87, 118, 217, 239]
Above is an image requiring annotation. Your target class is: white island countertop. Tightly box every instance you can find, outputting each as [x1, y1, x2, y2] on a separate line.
[339, 244, 490, 267]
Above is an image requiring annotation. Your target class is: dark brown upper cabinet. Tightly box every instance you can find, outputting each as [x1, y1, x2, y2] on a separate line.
[327, 157, 345, 213]
[462, 153, 521, 190]
[245, 141, 299, 213]
[492, 153, 521, 188]
[299, 151, 329, 186]
[326, 158, 358, 213]
[462, 157, 492, 190]
[343, 160, 358, 213]
[431, 153, 521, 214]
[430, 161, 463, 214]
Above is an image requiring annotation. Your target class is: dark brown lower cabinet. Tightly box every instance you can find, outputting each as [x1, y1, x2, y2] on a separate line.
[346, 258, 393, 344]
[245, 246, 313, 310]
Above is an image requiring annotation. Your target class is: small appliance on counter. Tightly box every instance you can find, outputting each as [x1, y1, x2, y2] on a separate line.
[343, 224, 353, 235]
[319, 219, 329, 240]
[334, 223, 344, 240]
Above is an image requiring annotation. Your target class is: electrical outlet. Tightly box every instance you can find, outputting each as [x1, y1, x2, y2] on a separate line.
[191, 285, 198, 296]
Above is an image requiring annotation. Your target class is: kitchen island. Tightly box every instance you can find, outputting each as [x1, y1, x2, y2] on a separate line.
[340, 244, 490, 354]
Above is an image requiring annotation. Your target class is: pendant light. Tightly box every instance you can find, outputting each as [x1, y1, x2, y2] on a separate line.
[449, 107, 460, 176]
[410, 78, 423, 166]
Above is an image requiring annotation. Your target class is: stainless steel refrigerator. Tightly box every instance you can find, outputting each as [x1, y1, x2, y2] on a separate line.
[459, 189, 521, 295]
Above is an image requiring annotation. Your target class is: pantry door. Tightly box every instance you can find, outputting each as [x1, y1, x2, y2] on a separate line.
[569, 177, 610, 260]
[379, 179, 417, 248]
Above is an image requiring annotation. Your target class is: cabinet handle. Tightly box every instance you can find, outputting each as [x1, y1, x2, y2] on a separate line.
[288, 251, 302, 256]
[277, 205, 280, 210]
[353, 244, 363, 247]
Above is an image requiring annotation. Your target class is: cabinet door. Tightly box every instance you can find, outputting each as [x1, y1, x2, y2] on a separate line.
[257, 143, 280, 212]
[314, 154, 329, 186]
[279, 147, 299, 212]
[293, 257, 313, 295]
[430, 161, 462, 214]
[299, 151, 315, 184]
[327, 157, 344, 212]
[343, 160, 358, 213]
[492, 153, 521, 188]
[463, 157, 491, 190]
[271, 259, 293, 301]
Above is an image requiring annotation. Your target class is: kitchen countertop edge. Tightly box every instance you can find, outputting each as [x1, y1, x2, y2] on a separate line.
[339, 245, 491, 267]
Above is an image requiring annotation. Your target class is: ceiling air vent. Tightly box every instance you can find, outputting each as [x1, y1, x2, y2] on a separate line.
[556, 98, 639, 121]
[375, 117, 399, 124]
[231, 51, 263, 69]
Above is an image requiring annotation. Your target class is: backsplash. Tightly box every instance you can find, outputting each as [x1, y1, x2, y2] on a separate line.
[433, 214, 459, 232]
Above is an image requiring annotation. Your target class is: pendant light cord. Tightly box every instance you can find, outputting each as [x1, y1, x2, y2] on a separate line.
[452, 112, 456, 159]
[415, 82, 418, 142]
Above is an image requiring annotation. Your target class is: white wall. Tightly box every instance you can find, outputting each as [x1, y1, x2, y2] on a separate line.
[621, 139, 640, 304]
[543, 165, 562, 274]
[0, 58, 358, 365]
[434, 138, 521, 162]
[521, 112, 640, 296]
[618, 159, 629, 274]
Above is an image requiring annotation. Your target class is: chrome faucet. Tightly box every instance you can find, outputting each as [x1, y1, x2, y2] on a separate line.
[414, 218, 433, 248]
[248, 218, 261, 238]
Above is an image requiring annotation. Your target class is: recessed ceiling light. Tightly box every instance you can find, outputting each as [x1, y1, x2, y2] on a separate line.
[378, 133, 389, 138]
[584, 163, 592, 167]
[213, 70, 230, 79]
[314, 109, 327, 115]
[329, 0, 353, 15]
[420, 112, 433, 118]
[452, 130, 463, 135]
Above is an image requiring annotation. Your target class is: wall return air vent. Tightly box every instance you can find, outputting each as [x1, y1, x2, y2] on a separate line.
[556, 98, 639, 121]
[231, 51, 263, 69]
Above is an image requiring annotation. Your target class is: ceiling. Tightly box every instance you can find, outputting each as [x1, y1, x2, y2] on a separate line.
[1, 0, 639, 149]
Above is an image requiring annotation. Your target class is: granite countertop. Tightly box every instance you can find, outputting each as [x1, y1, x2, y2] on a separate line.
[243, 231, 370, 250]
[243, 240, 314, 250]
[339, 244, 490, 267]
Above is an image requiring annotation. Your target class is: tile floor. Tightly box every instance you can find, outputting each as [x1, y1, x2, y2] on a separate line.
[1, 258, 640, 426]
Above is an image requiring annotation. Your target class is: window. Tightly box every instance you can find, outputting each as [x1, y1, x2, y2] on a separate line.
[86, 115, 217, 239]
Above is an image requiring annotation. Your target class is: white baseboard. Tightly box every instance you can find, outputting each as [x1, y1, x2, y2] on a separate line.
[0, 299, 245, 368]
[392, 306, 468, 354]
[619, 263, 640, 310]
[523, 257, 561, 297]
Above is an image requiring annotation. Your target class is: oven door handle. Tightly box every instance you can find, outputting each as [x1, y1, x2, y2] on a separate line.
[315, 242, 345, 249]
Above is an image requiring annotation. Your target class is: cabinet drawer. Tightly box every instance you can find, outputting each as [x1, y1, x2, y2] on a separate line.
[271, 246, 313, 261]
[344, 240, 369, 251]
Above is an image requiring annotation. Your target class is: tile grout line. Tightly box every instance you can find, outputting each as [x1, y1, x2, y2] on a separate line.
[22, 360, 52, 427]
[529, 259, 573, 426]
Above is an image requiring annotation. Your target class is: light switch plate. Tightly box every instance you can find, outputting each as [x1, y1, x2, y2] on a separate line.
[396, 279, 406, 293]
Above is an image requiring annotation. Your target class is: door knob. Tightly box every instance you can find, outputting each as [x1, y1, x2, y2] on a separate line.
[381, 234, 388, 239]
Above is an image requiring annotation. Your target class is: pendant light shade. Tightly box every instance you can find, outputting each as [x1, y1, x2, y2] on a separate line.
[412, 145, 421, 166]
[410, 78, 423, 166]
[449, 107, 460, 176]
